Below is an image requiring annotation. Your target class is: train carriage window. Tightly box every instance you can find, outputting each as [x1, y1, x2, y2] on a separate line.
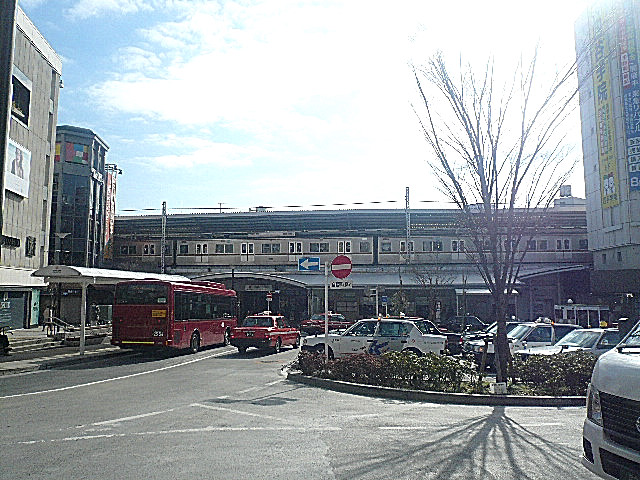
[360, 241, 371, 253]
[271, 243, 280, 254]
[262, 243, 272, 254]
[179, 244, 189, 254]
[381, 241, 392, 252]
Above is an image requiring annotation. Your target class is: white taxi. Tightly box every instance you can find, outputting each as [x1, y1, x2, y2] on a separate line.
[301, 317, 446, 358]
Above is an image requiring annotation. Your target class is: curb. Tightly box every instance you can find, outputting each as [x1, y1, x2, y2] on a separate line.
[0, 348, 129, 376]
[286, 372, 586, 407]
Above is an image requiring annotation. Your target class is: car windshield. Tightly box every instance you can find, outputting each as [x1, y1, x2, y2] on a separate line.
[310, 314, 324, 320]
[242, 317, 273, 327]
[556, 330, 600, 348]
[619, 322, 640, 348]
[508, 324, 534, 340]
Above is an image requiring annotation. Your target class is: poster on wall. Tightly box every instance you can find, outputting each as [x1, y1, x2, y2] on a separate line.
[65, 142, 89, 164]
[618, 0, 640, 191]
[5, 138, 31, 198]
[590, 5, 621, 208]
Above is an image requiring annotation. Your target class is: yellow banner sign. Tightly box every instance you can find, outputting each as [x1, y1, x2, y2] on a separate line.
[152, 310, 167, 318]
[590, 5, 620, 208]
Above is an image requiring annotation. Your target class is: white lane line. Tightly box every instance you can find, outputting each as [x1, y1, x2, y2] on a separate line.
[235, 378, 284, 395]
[75, 408, 178, 429]
[191, 403, 285, 421]
[379, 426, 431, 430]
[1, 348, 234, 400]
[518, 423, 564, 427]
[18, 425, 343, 445]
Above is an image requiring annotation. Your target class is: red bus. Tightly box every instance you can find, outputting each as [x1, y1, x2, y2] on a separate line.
[112, 280, 238, 353]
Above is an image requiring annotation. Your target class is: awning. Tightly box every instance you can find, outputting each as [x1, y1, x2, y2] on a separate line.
[32, 265, 190, 285]
[454, 288, 519, 295]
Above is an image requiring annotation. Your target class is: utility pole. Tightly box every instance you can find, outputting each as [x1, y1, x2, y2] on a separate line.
[405, 187, 411, 264]
[0, 1, 18, 255]
[160, 201, 166, 273]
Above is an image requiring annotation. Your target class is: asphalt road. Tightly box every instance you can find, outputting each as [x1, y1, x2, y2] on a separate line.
[0, 345, 600, 480]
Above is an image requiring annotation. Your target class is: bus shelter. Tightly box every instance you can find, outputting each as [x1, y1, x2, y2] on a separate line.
[32, 265, 189, 354]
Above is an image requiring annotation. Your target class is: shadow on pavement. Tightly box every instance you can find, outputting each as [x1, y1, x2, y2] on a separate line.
[332, 406, 585, 480]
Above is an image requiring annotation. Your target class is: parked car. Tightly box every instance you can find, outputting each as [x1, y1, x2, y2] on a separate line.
[467, 321, 581, 368]
[462, 321, 523, 353]
[300, 313, 352, 335]
[301, 317, 446, 359]
[438, 315, 487, 333]
[515, 328, 621, 360]
[380, 316, 463, 355]
[582, 320, 640, 480]
[230, 312, 300, 354]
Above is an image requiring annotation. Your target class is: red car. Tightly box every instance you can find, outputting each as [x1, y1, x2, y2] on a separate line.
[230, 312, 300, 354]
[300, 313, 353, 335]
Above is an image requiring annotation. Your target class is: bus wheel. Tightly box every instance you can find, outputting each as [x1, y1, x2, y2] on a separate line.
[273, 337, 282, 354]
[224, 329, 231, 346]
[189, 332, 200, 354]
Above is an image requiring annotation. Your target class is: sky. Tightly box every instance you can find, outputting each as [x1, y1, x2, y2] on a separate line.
[19, 0, 595, 215]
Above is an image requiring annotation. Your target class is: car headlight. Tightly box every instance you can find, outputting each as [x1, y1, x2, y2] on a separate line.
[586, 384, 602, 426]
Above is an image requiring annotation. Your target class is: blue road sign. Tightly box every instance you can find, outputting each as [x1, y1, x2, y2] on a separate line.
[298, 257, 321, 271]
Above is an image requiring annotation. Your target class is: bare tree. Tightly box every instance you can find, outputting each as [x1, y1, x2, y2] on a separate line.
[413, 51, 578, 383]
[411, 256, 454, 322]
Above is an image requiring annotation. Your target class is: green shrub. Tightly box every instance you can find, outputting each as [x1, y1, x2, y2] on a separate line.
[510, 350, 597, 396]
[296, 351, 477, 393]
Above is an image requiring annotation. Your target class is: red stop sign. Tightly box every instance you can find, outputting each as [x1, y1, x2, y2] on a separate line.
[331, 255, 352, 279]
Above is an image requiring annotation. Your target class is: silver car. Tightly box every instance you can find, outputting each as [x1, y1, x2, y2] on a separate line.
[515, 328, 620, 360]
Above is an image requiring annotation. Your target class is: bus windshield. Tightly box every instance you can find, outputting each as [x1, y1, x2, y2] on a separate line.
[115, 284, 168, 305]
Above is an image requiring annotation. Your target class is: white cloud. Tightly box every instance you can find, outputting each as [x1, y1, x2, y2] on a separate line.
[65, 0, 152, 19]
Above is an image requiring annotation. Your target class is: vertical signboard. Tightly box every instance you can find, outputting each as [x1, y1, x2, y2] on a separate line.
[5, 138, 31, 197]
[590, 5, 620, 208]
[618, 0, 640, 191]
[103, 170, 116, 260]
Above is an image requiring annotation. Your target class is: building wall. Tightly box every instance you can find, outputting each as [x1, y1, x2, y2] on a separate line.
[1, 7, 61, 327]
[575, 1, 640, 284]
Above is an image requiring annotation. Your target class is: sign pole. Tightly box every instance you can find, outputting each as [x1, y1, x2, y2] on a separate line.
[375, 286, 379, 318]
[324, 262, 329, 362]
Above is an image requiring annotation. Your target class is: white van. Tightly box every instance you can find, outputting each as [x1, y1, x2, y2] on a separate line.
[582, 320, 640, 480]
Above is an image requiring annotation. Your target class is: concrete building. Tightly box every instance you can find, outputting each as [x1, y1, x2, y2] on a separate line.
[49, 125, 115, 268]
[575, 0, 640, 320]
[0, 7, 61, 328]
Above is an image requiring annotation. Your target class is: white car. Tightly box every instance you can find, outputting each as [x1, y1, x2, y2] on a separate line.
[301, 318, 446, 358]
[583, 320, 640, 479]
[468, 322, 581, 367]
[515, 328, 620, 360]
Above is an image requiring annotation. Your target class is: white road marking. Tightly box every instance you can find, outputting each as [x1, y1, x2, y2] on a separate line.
[236, 378, 284, 395]
[518, 423, 564, 427]
[1, 348, 234, 400]
[75, 408, 178, 428]
[17, 425, 342, 445]
[191, 402, 285, 421]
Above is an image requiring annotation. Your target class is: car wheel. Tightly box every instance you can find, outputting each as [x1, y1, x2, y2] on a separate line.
[224, 328, 231, 346]
[189, 332, 200, 354]
[402, 348, 422, 357]
[274, 337, 282, 353]
[237, 346, 247, 354]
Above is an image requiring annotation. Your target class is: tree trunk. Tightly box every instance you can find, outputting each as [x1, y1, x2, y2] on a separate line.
[493, 296, 510, 383]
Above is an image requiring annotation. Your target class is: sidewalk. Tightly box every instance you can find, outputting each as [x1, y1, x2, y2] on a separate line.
[0, 328, 123, 376]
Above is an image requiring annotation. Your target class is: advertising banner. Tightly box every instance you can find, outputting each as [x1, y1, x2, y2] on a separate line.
[590, 6, 621, 208]
[65, 142, 89, 164]
[618, 0, 640, 191]
[103, 170, 116, 260]
[5, 138, 31, 197]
